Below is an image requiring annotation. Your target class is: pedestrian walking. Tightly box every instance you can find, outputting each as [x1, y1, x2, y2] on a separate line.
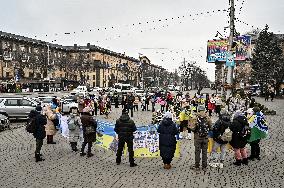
[80, 107, 97, 158]
[157, 112, 179, 169]
[114, 109, 137, 167]
[189, 106, 212, 171]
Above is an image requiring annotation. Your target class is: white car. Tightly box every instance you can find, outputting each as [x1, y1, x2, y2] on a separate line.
[61, 100, 78, 114]
[135, 90, 145, 97]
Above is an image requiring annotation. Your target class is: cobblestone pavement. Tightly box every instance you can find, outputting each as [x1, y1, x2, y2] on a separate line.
[0, 96, 283, 188]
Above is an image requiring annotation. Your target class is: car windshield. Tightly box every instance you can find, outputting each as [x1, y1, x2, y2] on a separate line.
[136, 90, 144, 93]
[114, 85, 121, 89]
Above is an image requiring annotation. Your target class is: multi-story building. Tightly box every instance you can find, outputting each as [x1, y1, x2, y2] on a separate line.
[139, 56, 170, 88]
[0, 31, 166, 90]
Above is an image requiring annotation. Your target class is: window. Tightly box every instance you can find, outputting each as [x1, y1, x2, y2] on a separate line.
[21, 99, 33, 106]
[93, 75, 96, 80]
[5, 99, 18, 106]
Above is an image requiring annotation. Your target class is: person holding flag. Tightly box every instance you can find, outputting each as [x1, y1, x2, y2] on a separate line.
[247, 107, 269, 161]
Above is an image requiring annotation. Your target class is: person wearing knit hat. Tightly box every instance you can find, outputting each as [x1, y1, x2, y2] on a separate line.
[157, 111, 179, 169]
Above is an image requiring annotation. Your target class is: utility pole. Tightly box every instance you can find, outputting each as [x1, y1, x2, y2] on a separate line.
[226, 0, 235, 99]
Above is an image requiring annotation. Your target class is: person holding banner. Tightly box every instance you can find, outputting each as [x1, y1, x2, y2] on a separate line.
[114, 109, 137, 167]
[157, 112, 179, 169]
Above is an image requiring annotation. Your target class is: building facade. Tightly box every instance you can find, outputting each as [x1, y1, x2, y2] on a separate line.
[0, 31, 168, 89]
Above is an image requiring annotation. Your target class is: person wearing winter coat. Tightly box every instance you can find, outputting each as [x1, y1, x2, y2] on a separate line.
[114, 109, 137, 167]
[44, 106, 57, 144]
[209, 109, 231, 168]
[157, 112, 179, 169]
[30, 106, 47, 162]
[189, 106, 212, 171]
[229, 110, 249, 166]
[80, 107, 97, 157]
[247, 107, 268, 161]
[68, 112, 82, 152]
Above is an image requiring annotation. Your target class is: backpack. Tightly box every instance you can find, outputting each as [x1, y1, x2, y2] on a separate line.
[68, 118, 77, 130]
[196, 116, 209, 137]
[221, 127, 233, 142]
[26, 117, 36, 134]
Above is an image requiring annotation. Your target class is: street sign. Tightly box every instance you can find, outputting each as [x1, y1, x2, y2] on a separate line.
[226, 53, 235, 67]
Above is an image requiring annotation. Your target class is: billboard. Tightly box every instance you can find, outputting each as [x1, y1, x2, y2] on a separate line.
[235, 35, 251, 61]
[207, 40, 228, 63]
[207, 35, 251, 63]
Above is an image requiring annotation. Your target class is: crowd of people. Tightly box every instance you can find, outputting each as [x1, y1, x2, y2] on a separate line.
[27, 90, 268, 172]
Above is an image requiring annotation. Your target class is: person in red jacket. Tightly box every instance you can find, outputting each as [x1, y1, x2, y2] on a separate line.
[207, 98, 215, 117]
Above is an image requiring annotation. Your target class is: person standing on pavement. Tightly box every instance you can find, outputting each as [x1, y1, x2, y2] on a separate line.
[31, 106, 47, 162]
[157, 112, 179, 169]
[189, 106, 212, 171]
[44, 106, 57, 144]
[247, 107, 268, 161]
[68, 112, 82, 152]
[209, 109, 231, 168]
[126, 93, 135, 117]
[114, 109, 137, 167]
[230, 110, 250, 166]
[80, 107, 97, 158]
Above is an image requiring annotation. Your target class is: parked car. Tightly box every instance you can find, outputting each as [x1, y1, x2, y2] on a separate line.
[0, 114, 10, 131]
[61, 100, 78, 114]
[135, 90, 145, 97]
[0, 97, 38, 119]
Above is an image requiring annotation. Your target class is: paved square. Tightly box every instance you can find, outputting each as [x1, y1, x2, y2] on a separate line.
[0, 97, 283, 188]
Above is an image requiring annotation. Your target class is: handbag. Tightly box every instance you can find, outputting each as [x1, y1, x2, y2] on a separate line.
[85, 126, 95, 134]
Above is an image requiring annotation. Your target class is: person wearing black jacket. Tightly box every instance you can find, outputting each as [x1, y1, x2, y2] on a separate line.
[114, 109, 137, 167]
[209, 110, 231, 168]
[80, 107, 97, 158]
[157, 112, 179, 169]
[29, 106, 47, 162]
[229, 111, 249, 166]
[126, 93, 135, 117]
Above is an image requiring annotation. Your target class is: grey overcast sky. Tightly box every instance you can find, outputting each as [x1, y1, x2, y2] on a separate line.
[0, 0, 284, 81]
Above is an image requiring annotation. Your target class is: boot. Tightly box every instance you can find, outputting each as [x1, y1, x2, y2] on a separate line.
[35, 153, 45, 162]
[87, 153, 94, 158]
[242, 158, 248, 165]
[248, 155, 255, 161]
[233, 159, 242, 166]
[116, 158, 121, 165]
[130, 163, 138, 167]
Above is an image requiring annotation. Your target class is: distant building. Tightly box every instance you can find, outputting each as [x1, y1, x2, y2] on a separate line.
[0, 31, 167, 89]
